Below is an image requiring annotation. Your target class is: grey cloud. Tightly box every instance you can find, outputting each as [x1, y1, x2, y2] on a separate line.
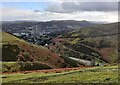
[45, 2, 118, 13]
[45, 4, 71, 13]
[34, 10, 41, 12]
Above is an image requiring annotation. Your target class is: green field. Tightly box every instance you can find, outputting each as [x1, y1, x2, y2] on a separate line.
[1, 65, 118, 84]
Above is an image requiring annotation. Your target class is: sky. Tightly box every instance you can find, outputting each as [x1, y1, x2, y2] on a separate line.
[0, 0, 119, 22]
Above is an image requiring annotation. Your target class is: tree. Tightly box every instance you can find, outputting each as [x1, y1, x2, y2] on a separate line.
[99, 39, 111, 48]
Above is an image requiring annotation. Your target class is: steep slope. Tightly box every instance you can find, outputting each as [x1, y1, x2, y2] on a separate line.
[50, 22, 119, 65]
[1, 32, 71, 68]
[67, 22, 119, 63]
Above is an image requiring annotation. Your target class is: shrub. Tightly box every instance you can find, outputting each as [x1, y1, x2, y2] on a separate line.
[19, 62, 52, 71]
[2, 44, 20, 61]
[2, 62, 21, 72]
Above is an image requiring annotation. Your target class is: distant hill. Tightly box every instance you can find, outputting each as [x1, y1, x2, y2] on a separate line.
[47, 20, 95, 28]
[2, 20, 96, 32]
[1, 20, 97, 46]
[2, 20, 95, 27]
[62, 22, 119, 38]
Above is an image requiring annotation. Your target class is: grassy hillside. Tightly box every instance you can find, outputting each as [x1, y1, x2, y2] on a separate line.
[50, 22, 119, 65]
[1, 65, 118, 83]
[64, 22, 118, 37]
[1, 32, 72, 68]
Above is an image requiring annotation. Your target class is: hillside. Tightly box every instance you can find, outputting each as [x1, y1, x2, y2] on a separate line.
[1, 32, 74, 69]
[49, 22, 119, 65]
[1, 22, 119, 69]
[62, 22, 118, 38]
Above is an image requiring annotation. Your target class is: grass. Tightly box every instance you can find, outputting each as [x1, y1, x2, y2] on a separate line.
[70, 38, 80, 44]
[2, 62, 21, 72]
[1, 65, 118, 83]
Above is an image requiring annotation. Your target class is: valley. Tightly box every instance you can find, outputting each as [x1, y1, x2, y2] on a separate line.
[1, 1, 119, 84]
[1, 20, 119, 84]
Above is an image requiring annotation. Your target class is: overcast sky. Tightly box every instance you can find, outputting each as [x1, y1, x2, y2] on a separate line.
[0, 0, 119, 22]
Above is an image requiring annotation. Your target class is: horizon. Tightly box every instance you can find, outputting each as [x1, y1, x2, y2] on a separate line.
[0, 1, 118, 23]
[1, 19, 118, 24]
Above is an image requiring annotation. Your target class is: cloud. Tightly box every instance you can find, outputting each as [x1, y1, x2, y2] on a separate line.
[45, 2, 118, 13]
[1, 7, 42, 21]
[0, 2, 118, 23]
[2, 0, 120, 2]
[1, 7, 118, 22]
